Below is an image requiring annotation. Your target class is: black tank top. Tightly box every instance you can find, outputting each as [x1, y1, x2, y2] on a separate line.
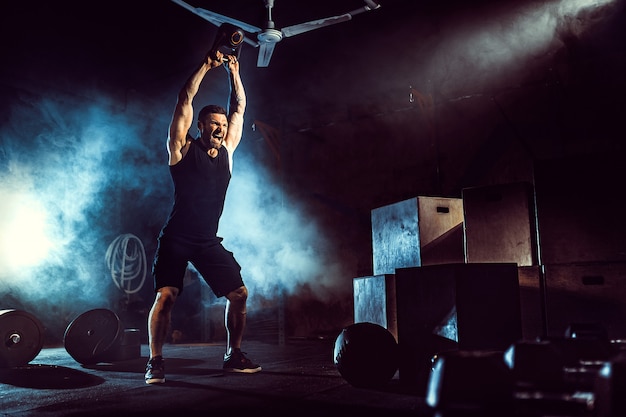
[159, 139, 231, 245]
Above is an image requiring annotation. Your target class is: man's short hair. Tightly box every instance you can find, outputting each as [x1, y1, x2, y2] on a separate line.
[198, 105, 227, 122]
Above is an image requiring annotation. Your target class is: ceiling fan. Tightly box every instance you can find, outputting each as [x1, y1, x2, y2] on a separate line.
[171, 0, 381, 67]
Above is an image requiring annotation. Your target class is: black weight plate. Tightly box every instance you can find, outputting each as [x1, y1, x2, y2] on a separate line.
[0, 309, 45, 368]
[64, 309, 121, 365]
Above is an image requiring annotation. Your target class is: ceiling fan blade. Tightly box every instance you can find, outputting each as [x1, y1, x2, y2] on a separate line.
[170, 0, 262, 34]
[281, 14, 352, 38]
[281, 1, 381, 38]
[257, 42, 277, 67]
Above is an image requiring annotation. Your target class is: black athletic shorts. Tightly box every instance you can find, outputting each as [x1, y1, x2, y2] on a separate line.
[152, 236, 244, 297]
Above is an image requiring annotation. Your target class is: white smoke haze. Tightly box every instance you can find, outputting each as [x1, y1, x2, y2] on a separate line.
[220, 156, 351, 302]
[0, 91, 164, 339]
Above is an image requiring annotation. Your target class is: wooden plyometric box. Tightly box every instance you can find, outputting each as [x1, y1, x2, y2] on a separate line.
[462, 182, 538, 267]
[543, 262, 626, 339]
[371, 196, 464, 276]
[353, 274, 397, 340]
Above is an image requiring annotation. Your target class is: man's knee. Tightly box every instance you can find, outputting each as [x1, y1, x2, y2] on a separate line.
[226, 285, 248, 303]
[155, 286, 179, 309]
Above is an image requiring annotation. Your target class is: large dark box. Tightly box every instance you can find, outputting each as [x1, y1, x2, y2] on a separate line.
[394, 263, 522, 387]
[532, 153, 626, 339]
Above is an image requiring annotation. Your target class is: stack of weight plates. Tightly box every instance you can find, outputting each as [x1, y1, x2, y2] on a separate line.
[64, 308, 140, 365]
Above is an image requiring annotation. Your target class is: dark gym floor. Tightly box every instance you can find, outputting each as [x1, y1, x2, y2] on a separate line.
[2, 335, 619, 417]
[1, 338, 430, 417]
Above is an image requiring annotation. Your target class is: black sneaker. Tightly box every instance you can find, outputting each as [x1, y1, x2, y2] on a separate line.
[145, 356, 166, 384]
[223, 349, 262, 373]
